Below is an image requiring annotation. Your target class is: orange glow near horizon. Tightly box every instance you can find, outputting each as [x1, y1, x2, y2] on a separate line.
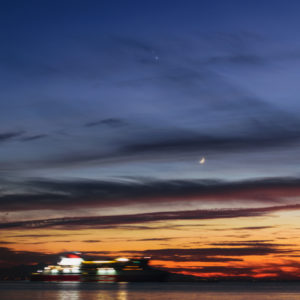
[2, 208, 300, 279]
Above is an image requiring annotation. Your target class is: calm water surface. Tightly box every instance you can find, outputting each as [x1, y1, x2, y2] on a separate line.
[1, 281, 300, 300]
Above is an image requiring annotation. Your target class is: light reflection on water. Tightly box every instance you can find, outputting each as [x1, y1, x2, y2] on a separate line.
[57, 282, 129, 300]
[59, 289, 81, 300]
[116, 284, 127, 300]
[2, 282, 300, 300]
[57, 282, 80, 300]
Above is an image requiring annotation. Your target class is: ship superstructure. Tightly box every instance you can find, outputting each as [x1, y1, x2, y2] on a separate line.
[31, 253, 83, 281]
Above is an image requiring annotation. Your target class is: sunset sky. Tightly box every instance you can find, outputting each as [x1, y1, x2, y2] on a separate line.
[2, 0, 300, 279]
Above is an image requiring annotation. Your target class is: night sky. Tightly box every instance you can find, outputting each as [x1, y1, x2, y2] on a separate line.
[2, 0, 300, 279]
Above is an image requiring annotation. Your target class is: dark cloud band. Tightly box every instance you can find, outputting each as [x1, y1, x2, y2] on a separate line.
[1, 176, 300, 212]
[1, 204, 299, 230]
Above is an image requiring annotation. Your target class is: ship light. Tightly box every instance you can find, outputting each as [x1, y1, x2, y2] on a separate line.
[63, 268, 71, 273]
[116, 257, 129, 262]
[58, 257, 83, 266]
[86, 260, 111, 264]
[71, 267, 80, 273]
[97, 268, 116, 275]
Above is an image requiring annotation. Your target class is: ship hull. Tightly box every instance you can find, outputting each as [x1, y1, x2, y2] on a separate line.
[80, 270, 168, 282]
[31, 271, 168, 282]
[31, 273, 81, 281]
[117, 270, 168, 282]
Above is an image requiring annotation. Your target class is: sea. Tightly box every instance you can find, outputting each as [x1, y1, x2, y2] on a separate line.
[1, 281, 300, 300]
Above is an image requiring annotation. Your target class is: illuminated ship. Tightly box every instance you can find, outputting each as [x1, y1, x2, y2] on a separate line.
[31, 253, 168, 282]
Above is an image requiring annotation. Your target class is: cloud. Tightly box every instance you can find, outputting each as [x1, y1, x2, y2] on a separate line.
[81, 240, 101, 243]
[111, 36, 155, 53]
[1, 176, 300, 212]
[139, 246, 291, 260]
[0, 241, 17, 244]
[1, 204, 299, 230]
[6, 233, 85, 238]
[133, 238, 174, 242]
[207, 54, 264, 66]
[21, 134, 48, 142]
[24, 240, 73, 245]
[0, 131, 24, 143]
[210, 226, 275, 232]
[121, 241, 292, 265]
[84, 118, 127, 128]
[167, 266, 255, 277]
[116, 100, 300, 160]
[34, 97, 300, 169]
[237, 226, 275, 230]
[210, 241, 289, 247]
[0, 247, 57, 267]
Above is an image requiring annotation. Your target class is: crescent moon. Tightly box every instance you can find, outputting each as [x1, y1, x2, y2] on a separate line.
[199, 157, 205, 164]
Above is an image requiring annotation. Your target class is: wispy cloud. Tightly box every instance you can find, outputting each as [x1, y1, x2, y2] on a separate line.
[33, 98, 300, 169]
[84, 118, 127, 128]
[21, 134, 48, 142]
[1, 32, 300, 176]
